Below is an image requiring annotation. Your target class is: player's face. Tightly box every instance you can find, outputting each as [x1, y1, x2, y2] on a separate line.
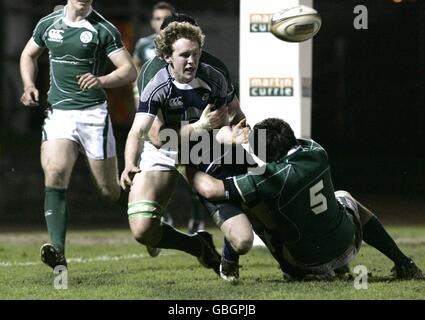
[166, 38, 201, 83]
[151, 9, 173, 34]
[68, 0, 93, 12]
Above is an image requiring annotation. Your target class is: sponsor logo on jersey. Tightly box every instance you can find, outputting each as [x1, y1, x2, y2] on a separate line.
[249, 78, 294, 96]
[80, 31, 93, 44]
[47, 29, 64, 42]
[168, 97, 184, 109]
[250, 14, 273, 32]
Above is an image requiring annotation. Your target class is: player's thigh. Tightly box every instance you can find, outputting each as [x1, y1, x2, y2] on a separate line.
[86, 156, 120, 194]
[128, 170, 178, 238]
[41, 139, 79, 187]
[129, 170, 179, 208]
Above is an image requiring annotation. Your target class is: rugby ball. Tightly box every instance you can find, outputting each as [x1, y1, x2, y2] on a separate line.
[270, 5, 321, 42]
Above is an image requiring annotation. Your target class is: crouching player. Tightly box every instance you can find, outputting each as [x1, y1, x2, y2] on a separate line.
[190, 118, 424, 281]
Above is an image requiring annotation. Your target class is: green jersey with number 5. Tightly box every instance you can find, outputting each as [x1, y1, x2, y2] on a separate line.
[32, 7, 124, 110]
[232, 139, 356, 265]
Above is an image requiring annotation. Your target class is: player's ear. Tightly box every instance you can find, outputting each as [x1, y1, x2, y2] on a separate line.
[164, 54, 172, 64]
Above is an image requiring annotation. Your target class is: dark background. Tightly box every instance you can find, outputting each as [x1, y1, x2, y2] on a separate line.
[0, 0, 424, 229]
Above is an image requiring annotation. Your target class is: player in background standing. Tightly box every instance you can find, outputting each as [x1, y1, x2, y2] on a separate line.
[133, 2, 176, 71]
[20, 0, 137, 269]
[132, 2, 175, 107]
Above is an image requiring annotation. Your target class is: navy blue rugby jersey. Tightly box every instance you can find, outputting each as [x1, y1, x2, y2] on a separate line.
[137, 63, 228, 126]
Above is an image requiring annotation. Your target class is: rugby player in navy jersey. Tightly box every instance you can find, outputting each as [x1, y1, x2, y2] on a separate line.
[120, 21, 250, 275]
[135, 14, 255, 280]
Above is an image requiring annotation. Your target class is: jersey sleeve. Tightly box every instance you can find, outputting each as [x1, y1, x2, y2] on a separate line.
[231, 173, 260, 205]
[32, 19, 48, 48]
[205, 65, 228, 111]
[100, 24, 124, 57]
[134, 37, 151, 63]
[137, 74, 169, 116]
[137, 57, 166, 94]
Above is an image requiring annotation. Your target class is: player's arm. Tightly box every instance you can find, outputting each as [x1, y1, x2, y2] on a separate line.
[227, 96, 246, 127]
[189, 170, 226, 201]
[20, 38, 45, 107]
[131, 52, 143, 110]
[189, 170, 244, 203]
[120, 113, 155, 191]
[78, 49, 137, 90]
[132, 51, 143, 72]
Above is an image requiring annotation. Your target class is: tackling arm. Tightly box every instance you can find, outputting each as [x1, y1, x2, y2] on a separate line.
[189, 170, 244, 203]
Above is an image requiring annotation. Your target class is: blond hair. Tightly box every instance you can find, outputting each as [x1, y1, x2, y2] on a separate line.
[155, 22, 205, 59]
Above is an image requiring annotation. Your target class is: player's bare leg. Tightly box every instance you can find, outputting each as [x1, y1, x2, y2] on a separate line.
[221, 214, 254, 255]
[128, 170, 221, 274]
[40, 139, 79, 268]
[335, 190, 424, 280]
[86, 156, 121, 202]
[219, 213, 254, 283]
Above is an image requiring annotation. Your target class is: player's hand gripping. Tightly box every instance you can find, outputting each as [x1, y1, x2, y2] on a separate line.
[77, 73, 101, 91]
[120, 166, 141, 192]
[192, 103, 228, 133]
[20, 85, 39, 107]
[231, 118, 251, 145]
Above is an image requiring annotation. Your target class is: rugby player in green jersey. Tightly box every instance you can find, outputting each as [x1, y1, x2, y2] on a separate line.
[133, 2, 176, 71]
[20, 0, 137, 270]
[131, 2, 175, 108]
[190, 118, 424, 280]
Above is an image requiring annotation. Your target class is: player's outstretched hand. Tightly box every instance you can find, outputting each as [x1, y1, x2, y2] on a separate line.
[120, 166, 141, 191]
[77, 73, 101, 91]
[20, 86, 39, 107]
[231, 118, 251, 145]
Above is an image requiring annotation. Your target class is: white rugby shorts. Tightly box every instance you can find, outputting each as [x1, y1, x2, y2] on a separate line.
[42, 102, 116, 160]
[139, 141, 178, 171]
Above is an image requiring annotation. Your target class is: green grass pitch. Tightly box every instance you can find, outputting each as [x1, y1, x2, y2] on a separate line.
[0, 226, 424, 300]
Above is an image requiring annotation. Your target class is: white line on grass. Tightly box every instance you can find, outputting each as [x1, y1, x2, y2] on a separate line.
[0, 252, 176, 268]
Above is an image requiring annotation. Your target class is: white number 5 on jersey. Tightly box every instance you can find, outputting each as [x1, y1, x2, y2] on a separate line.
[309, 180, 328, 215]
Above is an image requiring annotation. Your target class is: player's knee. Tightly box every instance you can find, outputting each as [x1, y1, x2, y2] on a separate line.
[97, 183, 120, 202]
[132, 227, 161, 246]
[44, 166, 69, 187]
[128, 200, 164, 245]
[229, 234, 253, 255]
